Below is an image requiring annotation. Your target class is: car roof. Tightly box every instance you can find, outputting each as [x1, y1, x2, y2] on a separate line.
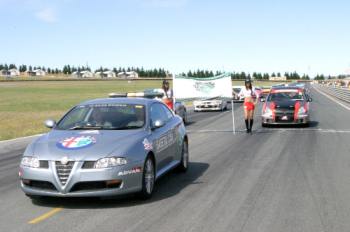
[78, 97, 156, 106]
[270, 86, 303, 91]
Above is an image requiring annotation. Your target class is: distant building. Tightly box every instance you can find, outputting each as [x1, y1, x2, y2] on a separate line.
[9, 69, 20, 76]
[26, 69, 46, 76]
[94, 71, 102, 78]
[117, 71, 139, 79]
[0, 69, 7, 76]
[72, 70, 94, 78]
[0, 69, 20, 77]
[269, 76, 287, 81]
[33, 69, 46, 76]
[103, 70, 116, 78]
[80, 71, 94, 78]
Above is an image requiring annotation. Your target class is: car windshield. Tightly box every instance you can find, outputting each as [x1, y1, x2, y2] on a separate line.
[143, 89, 164, 98]
[56, 104, 146, 130]
[268, 91, 304, 101]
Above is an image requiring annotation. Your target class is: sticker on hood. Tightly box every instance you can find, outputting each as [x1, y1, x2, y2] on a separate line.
[143, 138, 153, 151]
[56, 136, 96, 150]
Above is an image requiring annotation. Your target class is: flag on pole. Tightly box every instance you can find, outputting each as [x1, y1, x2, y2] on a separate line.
[173, 73, 236, 133]
[173, 73, 232, 100]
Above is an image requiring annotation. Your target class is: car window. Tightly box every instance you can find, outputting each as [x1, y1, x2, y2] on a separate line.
[150, 103, 169, 124]
[160, 104, 174, 121]
[268, 91, 304, 101]
[57, 106, 90, 129]
[56, 104, 145, 130]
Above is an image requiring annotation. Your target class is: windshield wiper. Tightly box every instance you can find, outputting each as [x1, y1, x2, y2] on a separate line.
[68, 125, 104, 130]
[105, 126, 142, 130]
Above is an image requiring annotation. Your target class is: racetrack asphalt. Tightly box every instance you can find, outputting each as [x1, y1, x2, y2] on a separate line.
[1, 86, 350, 232]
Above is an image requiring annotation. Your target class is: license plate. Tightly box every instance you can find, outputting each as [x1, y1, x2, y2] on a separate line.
[281, 115, 288, 120]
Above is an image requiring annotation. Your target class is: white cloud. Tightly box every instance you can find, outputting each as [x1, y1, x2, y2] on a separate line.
[35, 7, 57, 23]
[144, 0, 188, 8]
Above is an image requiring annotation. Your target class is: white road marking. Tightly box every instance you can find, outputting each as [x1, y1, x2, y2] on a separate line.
[188, 128, 350, 134]
[313, 86, 350, 111]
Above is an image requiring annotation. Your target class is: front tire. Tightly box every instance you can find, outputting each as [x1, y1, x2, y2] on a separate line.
[138, 156, 155, 200]
[176, 140, 189, 172]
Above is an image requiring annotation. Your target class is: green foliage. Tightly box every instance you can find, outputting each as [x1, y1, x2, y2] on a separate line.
[314, 74, 325, 80]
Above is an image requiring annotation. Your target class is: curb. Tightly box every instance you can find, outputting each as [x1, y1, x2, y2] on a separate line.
[0, 134, 43, 144]
[0, 134, 43, 154]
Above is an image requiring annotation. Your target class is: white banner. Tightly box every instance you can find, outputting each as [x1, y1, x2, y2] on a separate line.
[173, 73, 232, 100]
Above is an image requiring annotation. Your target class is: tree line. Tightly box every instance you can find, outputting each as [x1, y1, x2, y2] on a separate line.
[1, 63, 345, 80]
[0, 63, 169, 78]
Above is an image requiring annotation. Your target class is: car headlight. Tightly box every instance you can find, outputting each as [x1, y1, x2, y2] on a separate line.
[21, 156, 40, 168]
[263, 107, 273, 117]
[94, 157, 127, 169]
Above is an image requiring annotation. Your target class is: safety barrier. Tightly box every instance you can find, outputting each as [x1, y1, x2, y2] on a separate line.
[315, 84, 350, 103]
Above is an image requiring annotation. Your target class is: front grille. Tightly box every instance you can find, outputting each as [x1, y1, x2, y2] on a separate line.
[70, 181, 121, 192]
[275, 112, 295, 123]
[55, 161, 74, 185]
[275, 109, 294, 114]
[198, 105, 217, 108]
[23, 180, 57, 191]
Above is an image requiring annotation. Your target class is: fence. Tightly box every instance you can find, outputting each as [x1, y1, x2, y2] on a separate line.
[316, 84, 350, 103]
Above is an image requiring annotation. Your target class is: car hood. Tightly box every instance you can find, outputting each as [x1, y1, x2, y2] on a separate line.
[272, 99, 304, 110]
[31, 129, 147, 161]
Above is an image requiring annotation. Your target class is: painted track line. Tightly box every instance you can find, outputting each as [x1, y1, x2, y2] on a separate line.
[188, 128, 350, 134]
[313, 86, 350, 111]
[28, 207, 63, 224]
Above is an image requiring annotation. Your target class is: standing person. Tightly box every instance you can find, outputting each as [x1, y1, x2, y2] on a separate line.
[161, 80, 174, 110]
[238, 80, 259, 133]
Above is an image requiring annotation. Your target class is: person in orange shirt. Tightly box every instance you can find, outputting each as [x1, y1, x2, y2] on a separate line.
[238, 80, 259, 133]
[162, 80, 174, 110]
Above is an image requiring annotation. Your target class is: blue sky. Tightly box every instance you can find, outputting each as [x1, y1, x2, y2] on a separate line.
[1, 0, 350, 76]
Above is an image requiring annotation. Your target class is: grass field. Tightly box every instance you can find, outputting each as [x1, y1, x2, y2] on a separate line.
[0, 80, 283, 140]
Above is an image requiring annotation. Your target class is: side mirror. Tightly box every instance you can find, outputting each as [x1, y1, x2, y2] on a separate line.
[151, 119, 165, 130]
[308, 97, 312, 102]
[44, 119, 56, 129]
[260, 97, 265, 102]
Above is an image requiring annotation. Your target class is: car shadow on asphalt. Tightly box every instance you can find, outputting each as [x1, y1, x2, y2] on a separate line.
[184, 121, 196, 126]
[261, 120, 319, 129]
[31, 162, 209, 209]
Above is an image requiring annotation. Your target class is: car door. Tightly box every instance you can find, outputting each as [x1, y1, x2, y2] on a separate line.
[159, 104, 179, 162]
[149, 103, 173, 172]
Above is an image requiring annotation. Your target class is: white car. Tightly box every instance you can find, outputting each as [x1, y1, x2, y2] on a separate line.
[232, 86, 245, 102]
[193, 98, 228, 112]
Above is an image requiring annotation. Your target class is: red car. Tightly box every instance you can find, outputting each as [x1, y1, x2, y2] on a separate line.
[261, 87, 312, 126]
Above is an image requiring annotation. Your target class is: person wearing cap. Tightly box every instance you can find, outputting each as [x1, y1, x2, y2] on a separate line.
[238, 80, 259, 133]
[161, 80, 174, 110]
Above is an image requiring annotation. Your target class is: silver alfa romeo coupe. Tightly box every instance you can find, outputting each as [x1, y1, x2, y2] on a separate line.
[19, 97, 189, 199]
